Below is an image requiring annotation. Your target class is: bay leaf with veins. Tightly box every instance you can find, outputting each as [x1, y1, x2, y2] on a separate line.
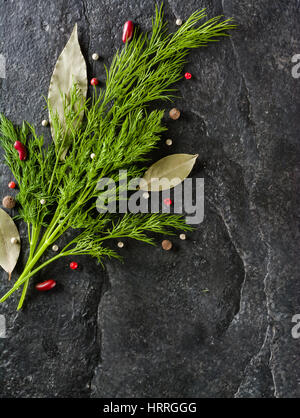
[48, 23, 87, 160]
[140, 153, 198, 191]
[0, 208, 20, 280]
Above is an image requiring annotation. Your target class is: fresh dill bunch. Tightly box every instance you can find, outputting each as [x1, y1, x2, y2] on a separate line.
[0, 4, 235, 309]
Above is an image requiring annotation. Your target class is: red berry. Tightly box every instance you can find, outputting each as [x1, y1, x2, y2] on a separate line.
[122, 20, 134, 43]
[184, 72, 192, 80]
[8, 181, 16, 189]
[164, 198, 172, 206]
[14, 140, 27, 160]
[35, 279, 56, 292]
[90, 78, 99, 86]
[70, 261, 78, 270]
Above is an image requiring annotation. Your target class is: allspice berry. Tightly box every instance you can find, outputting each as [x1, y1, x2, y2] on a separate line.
[162, 239, 172, 251]
[2, 195, 16, 209]
[169, 108, 181, 120]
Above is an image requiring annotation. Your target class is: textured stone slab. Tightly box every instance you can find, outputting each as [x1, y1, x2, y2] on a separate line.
[0, 0, 299, 398]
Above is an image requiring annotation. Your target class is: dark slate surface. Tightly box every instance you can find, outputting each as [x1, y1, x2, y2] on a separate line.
[0, 0, 299, 398]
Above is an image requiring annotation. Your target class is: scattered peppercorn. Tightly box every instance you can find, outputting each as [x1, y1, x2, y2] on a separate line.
[179, 233, 186, 240]
[169, 108, 181, 120]
[41, 119, 49, 127]
[122, 20, 134, 43]
[2, 196, 16, 209]
[14, 140, 27, 161]
[162, 239, 172, 251]
[185, 72, 192, 79]
[163, 198, 172, 206]
[176, 18, 183, 26]
[90, 77, 99, 86]
[165, 139, 173, 146]
[35, 280, 56, 292]
[117, 241, 124, 248]
[70, 261, 78, 270]
[8, 181, 16, 189]
[92, 53, 99, 61]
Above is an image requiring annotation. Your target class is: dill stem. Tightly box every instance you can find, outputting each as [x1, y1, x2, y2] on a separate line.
[13, 202, 83, 308]
[17, 224, 42, 309]
[0, 253, 65, 306]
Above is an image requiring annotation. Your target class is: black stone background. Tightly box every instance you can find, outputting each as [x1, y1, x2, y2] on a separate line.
[0, 0, 299, 398]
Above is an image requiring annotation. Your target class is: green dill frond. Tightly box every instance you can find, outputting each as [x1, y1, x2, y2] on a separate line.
[0, 4, 234, 236]
[100, 213, 193, 244]
[0, 4, 235, 308]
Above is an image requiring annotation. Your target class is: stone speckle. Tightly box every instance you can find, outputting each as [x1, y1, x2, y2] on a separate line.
[0, 0, 299, 398]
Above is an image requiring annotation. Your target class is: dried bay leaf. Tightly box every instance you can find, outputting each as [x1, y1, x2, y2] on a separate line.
[48, 23, 87, 159]
[140, 153, 198, 191]
[0, 208, 20, 280]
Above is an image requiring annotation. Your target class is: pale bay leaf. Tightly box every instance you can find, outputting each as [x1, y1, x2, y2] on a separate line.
[0, 208, 20, 280]
[140, 153, 198, 191]
[48, 23, 87, 159]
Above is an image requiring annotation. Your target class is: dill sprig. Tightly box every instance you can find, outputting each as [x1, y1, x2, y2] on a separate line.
[0, 5, 235, 309]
